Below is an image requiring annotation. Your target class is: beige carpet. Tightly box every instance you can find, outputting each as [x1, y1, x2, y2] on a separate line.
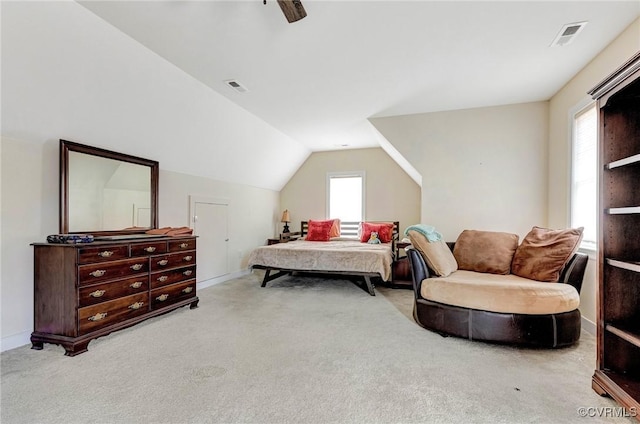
[1, 272, 632, 423]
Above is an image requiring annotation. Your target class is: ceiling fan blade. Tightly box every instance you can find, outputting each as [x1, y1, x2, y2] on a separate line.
[277, 0, 307, 23]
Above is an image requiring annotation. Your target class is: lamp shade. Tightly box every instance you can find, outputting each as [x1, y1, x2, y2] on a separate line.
[281, 210, 291, 223]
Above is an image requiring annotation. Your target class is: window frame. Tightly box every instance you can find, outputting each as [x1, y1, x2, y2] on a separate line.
[569, 100, 598, 252]
[326, 171, 366, 222]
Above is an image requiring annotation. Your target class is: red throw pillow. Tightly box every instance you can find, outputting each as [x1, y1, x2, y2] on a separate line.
[306, 219, 333, 241]
[360, 222, 395, 243]
[308, 219, 340, 238]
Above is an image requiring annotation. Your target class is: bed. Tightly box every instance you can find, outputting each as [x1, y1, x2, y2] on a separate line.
[248, 221, 399, 296]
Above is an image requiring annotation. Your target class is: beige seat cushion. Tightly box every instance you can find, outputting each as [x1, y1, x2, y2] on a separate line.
[408, 230, 458, 277]
[421, 270, 580, 315]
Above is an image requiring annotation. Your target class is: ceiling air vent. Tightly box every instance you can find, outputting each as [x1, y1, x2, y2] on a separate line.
[225, 79, 249, 93]
[550, 21, 588, 47]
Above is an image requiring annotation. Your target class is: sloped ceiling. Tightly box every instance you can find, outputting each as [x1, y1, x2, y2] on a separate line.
[80, 0, 639, 154]
[3, 2, 639, 191]
[1, 1, 310, 191]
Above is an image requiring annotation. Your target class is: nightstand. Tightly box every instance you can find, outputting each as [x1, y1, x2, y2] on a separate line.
[392, 241, 413, 289]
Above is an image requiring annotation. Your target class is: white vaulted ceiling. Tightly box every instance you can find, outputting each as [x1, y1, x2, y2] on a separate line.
[79, 0, 639, 154]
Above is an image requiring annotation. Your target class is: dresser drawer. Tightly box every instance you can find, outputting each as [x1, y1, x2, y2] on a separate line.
[150, 265, 197, 289]
[130, 241, 168, 257]
[78, 257, 149, 285]
[151, 279, 196, 310]
[78, 275, 149, 307]
[78, 292, 149, 335]
[150, 251, 196, 271]
[168, 238, 196, 252]
[78, 245, 129, 264]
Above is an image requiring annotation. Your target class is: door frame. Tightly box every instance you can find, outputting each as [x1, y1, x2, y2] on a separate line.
[188, 195, 230, 227]
[189, 195, 231, 281]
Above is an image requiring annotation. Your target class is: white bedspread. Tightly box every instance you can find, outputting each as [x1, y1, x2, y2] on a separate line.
[248, 239, 393, 281]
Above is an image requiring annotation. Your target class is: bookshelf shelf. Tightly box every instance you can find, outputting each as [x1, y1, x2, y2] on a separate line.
[607, 153, 640, 170]
[607, 259, 640, 274]
[607, 207, 640, 215]
[606, 324, 640, 349]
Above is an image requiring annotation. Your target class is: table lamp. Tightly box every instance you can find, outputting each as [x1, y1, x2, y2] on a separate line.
[281, 209, 291, 233]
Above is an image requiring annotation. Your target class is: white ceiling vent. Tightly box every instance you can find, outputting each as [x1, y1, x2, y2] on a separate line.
[550, 21, 588, 47]
[225, 79, 249, 93]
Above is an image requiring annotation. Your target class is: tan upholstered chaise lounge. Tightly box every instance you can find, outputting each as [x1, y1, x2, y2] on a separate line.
[405, 228, 588, 348]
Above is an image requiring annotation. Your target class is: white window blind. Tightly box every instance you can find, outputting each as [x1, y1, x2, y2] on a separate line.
[328, 173, 364, 222]
[571, 103, 597, 248]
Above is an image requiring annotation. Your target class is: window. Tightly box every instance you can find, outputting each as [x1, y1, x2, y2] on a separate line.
[327, 172, 365, 224]
[571, 102, 597, 249]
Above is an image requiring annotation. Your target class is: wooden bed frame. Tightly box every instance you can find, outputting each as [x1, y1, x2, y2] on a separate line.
[257, 221, 399, 296]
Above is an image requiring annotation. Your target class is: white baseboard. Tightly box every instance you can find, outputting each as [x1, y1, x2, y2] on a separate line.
[197, 269, 250, 290]
[1, 330, 32, 353]
[582, 316, 596, 335]
[1, 270, 250, 353]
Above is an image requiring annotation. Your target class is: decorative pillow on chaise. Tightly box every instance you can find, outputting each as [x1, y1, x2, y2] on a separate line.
[511, 226, 584, 282]
[453, 230, 519, 275]
[360, 222, 395, 243]
[306, 219, 334, 241]
[408, 230, 458, 277]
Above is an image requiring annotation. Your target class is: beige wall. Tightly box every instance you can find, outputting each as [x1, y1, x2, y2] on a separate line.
[547, 18, 640, 325]
[160, 170, 280, 271]
[371, 101, 549, 241]
[1, 1, 290, 350]
[280, 148, 421, 236]
[0, 137, 280, 350]
[1, 138, 59, 346]
[548, 18, 640, 228]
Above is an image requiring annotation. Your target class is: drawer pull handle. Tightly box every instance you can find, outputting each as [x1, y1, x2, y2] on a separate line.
[158, 260, 169, 266]
[144, 246, 156, 253]
[183, 270, 193, 276]
[90, 270, 106, 278]
[89, 289, 106, 298]
[88, 312, 107, 322]
[130, 281, 143, 289]
[157, 276, 168, 282]
[156, 294, 169, 302]
[98, 251, 113, 258]
[130, 264, 144, 271]
[183, 256, 193, 262]
[179, 243, 189, 249]
[182, 287, 193, 294]
[128, 302, 145, 310]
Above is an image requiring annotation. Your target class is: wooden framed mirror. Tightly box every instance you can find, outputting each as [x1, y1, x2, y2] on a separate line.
[60, 139, 159, 234]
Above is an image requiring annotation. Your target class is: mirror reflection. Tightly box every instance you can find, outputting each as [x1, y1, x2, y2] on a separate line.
[67, 151, 152, 233]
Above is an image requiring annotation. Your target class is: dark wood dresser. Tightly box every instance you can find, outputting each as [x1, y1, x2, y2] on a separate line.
[31, 235, 199, 356]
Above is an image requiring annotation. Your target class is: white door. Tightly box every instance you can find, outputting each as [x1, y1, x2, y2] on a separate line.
[192, 198, 229, 282]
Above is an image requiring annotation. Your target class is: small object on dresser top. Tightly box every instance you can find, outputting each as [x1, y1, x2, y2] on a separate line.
[93, 234, 165, 241]
[46, 234, 94, 244]
[146, 226, 193, 236]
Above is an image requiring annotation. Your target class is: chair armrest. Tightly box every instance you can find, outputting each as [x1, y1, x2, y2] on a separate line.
[559, 252, 589, 293]
[406, 247, 432, 299]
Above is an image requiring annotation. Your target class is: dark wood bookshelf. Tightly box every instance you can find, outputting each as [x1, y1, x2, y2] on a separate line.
[590, 51, 640, 421]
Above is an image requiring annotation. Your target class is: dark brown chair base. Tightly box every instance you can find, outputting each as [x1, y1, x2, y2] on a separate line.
[413, 299, 581, 348]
